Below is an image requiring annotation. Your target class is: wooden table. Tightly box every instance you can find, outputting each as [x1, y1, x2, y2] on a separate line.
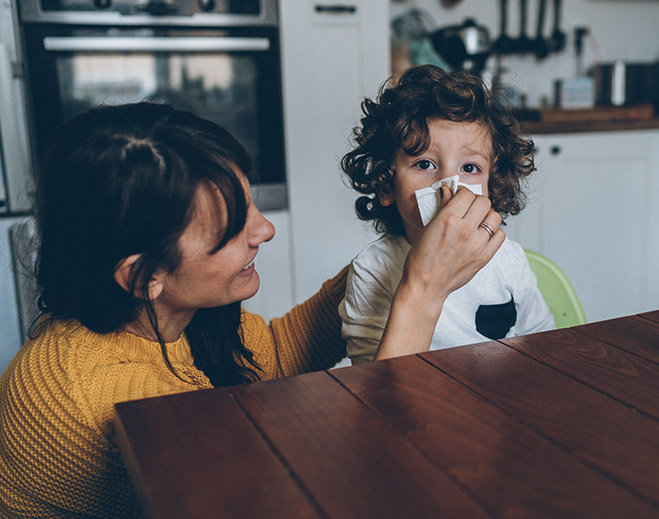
[115, 311, 659, 519]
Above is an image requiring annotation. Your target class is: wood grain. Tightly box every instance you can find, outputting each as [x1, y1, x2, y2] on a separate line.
[571, 316, 659, 364]
[115, 388, 320, 519]
[521, 116, 659, 135]
[229, 369, 489, 519]
[499, 327, 659, 419]
[637, 310, 659, 325]
[421, 341, 659, 508]
[115, 314, 659, 518]
[331, 354, 658, 519]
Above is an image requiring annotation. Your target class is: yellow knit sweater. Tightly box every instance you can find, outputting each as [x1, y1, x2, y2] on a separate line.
[0, 268, 347, 518]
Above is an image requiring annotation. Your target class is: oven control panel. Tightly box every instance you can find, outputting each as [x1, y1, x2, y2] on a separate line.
[19, 0, 276, 25]
[44, 0, 258, 14]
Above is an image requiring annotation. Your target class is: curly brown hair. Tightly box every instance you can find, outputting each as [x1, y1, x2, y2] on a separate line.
[341, 65, 535, 236]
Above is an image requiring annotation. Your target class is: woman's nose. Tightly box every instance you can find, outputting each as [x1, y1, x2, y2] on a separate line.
[248, 206, 275, 247]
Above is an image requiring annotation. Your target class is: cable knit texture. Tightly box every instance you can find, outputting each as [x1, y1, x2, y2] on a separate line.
[0, 268, 347, 518]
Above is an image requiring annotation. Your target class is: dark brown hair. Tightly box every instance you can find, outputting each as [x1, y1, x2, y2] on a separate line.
[341, 65, 535, 235]
[35, 102, 260, 386]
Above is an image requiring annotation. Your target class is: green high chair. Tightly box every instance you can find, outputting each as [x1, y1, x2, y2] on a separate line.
[525, 250, 587, 329]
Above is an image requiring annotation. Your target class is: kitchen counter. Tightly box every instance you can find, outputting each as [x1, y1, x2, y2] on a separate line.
[522, 117, 659, 135]
[518, 104, 659, 135]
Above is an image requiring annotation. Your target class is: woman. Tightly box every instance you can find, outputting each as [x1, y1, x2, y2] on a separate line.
[0, 102, 502, 517]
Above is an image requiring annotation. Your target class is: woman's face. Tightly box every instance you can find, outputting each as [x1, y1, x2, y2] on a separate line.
[383, 118, 492, 244]
[156, 170, 275, 315]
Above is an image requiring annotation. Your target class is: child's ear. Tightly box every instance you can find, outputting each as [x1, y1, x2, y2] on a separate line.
[378, 184, 395, 207]
[114, 254, 164, 301]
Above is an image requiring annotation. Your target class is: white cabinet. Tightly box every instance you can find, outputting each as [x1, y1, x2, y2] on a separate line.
[279, 0, 388, 304]
[245, 1, 389, 319]
[505, 130, 659, 323]
[242, 210, 293, 322]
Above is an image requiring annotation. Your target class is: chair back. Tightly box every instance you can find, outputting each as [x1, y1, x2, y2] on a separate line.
[525, 250, 587, 329]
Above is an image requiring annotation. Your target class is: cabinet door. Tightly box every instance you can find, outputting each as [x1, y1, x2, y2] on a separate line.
[507, 131, 659, 323]
[646, 132, 659, 314]
[279, 0, 387, 304]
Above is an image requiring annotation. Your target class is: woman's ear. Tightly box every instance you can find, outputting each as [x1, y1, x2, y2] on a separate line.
[114, 254, 164, 301]
[378, 184, 395, 207]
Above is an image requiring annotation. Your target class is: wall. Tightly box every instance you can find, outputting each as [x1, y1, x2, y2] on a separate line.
[391, 0, 659, 107]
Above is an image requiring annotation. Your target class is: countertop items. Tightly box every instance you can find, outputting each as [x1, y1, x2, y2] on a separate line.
[116, 311, 659, 519]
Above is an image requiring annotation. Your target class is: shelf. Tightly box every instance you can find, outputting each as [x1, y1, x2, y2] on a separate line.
[521, 117, 659, 135]
[518, 104, 659, 135]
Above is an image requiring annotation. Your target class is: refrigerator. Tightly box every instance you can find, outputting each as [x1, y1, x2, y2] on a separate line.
[0, 216, 33, 374]
[0, 0, 37, 374]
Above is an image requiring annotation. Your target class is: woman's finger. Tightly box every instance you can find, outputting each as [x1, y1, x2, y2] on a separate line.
[476, 208, 502, 241]
[484, 227, 506, 255]
[435, 185, 477, 218]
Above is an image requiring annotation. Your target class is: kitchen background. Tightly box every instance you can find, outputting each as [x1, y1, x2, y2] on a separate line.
[1, 0, 658, 374]
[391, 0, 659, 108]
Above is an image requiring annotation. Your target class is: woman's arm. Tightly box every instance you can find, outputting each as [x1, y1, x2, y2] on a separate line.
[243, 267, 349, 379]
[375, 187, 504, 361]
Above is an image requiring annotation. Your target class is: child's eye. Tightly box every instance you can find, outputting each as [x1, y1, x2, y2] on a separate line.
[460, 163, 482, 174]
[413, 159, 436, 171]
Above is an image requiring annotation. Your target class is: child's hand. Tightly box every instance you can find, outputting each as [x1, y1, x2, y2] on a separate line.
[375, 186, 504, 361]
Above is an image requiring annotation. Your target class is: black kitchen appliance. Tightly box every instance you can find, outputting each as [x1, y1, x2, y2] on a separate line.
[18, 0, 287, 210]
[430, 18, 490, 71]
[594, 61, 659, 109]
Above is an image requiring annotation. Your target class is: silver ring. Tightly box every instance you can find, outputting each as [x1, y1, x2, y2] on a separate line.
[478, 222, 495, 239]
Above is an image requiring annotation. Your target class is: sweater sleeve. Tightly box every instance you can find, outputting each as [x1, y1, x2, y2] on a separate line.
[0, 322, 209, 519]
[244, 267, 349, 379]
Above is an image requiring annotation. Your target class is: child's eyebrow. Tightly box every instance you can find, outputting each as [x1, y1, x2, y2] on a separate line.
[461, 145, 490, 158]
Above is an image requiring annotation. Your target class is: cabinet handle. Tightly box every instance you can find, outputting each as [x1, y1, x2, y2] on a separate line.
[314, 5, 357, 14]
[550, 145, 561, 155]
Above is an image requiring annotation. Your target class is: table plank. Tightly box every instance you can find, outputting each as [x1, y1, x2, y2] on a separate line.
[115, 388, 320, 519]
[421, 341, 659, 508]
[229, 369, 489, 519]
[499, 326, 659, 420]
[330, 355, 658, 519]
[638, 310, 659, 324]
[571, 315, 659, 364]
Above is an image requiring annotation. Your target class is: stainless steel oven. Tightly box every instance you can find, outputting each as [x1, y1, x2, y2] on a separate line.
[18, 0, 286, 209]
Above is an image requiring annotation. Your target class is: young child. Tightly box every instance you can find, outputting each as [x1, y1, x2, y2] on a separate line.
[339, 65, 555, 364]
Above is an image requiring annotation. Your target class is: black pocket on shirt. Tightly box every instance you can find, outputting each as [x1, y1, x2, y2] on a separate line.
[476, 297, 517, 340]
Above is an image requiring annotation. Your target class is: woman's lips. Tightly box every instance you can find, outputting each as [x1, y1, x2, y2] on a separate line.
[239, 259, 256, 276]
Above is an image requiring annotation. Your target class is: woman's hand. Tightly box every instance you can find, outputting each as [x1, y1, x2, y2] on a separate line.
[375, 186, 504, 361]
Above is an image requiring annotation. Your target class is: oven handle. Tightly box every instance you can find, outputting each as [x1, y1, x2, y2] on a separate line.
[43, 36, 271, 52]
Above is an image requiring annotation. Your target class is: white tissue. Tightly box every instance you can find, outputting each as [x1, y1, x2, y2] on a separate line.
[415, 175, 483, 226]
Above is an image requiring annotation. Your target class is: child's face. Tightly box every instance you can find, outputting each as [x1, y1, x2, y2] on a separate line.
[382, 118, 492, 244]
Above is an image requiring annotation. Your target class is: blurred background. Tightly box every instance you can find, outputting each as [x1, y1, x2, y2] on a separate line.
[1, 0, 658, 373]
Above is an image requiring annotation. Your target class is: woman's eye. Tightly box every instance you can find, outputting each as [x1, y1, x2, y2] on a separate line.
[460, 163, 482, 174]
[413, 159, 436, 171]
